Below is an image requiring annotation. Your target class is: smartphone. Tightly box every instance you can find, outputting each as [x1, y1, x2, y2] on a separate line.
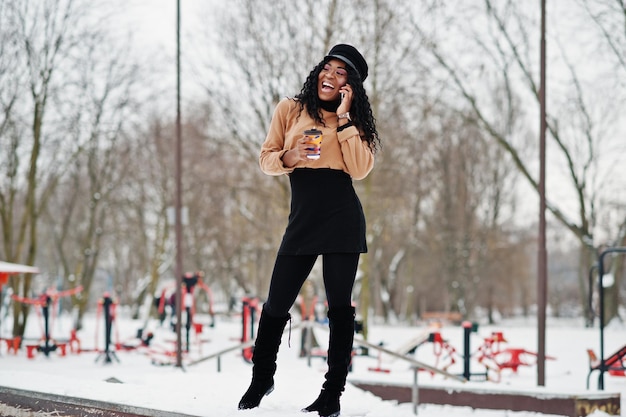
[341, 92, 345, 101]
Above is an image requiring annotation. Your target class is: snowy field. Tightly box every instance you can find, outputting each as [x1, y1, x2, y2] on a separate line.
[0, 309, 624, 417]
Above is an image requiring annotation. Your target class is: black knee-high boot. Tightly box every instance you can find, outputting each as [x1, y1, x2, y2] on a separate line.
[238, 307, 290, 410]
[303, 306, 355, 417]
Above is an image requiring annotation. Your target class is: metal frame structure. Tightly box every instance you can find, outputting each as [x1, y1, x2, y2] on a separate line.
[595, 246, 626, 390]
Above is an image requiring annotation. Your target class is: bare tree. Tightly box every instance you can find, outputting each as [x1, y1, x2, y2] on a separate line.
[0, 0, 92, 337]
[60, 44, 140, 329]
[407, 0, 626, 321]
[0, 0, 145, 335]
[576, 0, 626, 322]
[114, 115, 176, 321]
[578, 0, 626, 76]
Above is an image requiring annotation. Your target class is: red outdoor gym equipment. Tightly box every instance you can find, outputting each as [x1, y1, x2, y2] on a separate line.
[241, 296, 260, 363]
[11, 285, 82, 358]
[474, 330, 556, 382]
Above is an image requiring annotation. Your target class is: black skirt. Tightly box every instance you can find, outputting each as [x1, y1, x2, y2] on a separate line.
[278, 168, 367, 255]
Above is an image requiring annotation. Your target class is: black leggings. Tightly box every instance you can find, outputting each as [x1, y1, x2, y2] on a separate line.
[263, 253, 360, 317]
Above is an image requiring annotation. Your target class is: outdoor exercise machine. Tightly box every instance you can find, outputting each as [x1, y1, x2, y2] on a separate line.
[404, 323, 484, 380]
[471, 326, 556, 382]
[155, 271, 214, 351]
[587, 345, 626, 389]
[459, 321, 488, 381]
[108, 272, 215, 367]
[181, 272, 210, 350]
[409, 330, 459, 377]
[241, 296, 259, 363]
[403, 323, 553, 382]
[95, 292, 119, 364]
[92, 291, 172, 365]
[588, 246, 626, 390]
[11, 285, 82, 358]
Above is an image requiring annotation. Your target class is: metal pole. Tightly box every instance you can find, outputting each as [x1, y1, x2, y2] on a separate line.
[174, 0, 184, 368]
[412, 367, 419, 415]
[537, 0, 548, 387]
[462, 322, 471, 381]
[598, 251, 605, 390]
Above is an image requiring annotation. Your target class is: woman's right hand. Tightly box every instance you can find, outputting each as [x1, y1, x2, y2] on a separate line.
[282, 138, 310, 167]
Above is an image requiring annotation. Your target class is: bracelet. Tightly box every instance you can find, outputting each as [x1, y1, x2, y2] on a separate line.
[337, 121, 354, 132]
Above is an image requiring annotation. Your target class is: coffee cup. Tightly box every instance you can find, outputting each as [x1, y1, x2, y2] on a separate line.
[304, 129, 323, 160]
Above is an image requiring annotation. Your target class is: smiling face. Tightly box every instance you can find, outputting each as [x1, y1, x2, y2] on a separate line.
[317, 59, 348, 102]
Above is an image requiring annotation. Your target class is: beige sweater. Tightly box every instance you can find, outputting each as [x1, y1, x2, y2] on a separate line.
[259, 98, 374, 180]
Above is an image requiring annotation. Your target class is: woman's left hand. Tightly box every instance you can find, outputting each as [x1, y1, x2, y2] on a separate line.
[337, 84, 353, 114]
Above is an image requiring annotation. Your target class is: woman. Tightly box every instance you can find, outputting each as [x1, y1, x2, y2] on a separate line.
[238, 44, 380, 417]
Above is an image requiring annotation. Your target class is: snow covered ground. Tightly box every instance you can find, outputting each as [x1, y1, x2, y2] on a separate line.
[0, 310, 624, 417]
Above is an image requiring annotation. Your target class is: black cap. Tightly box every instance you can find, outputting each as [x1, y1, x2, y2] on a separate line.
[325, 44, 368, 81]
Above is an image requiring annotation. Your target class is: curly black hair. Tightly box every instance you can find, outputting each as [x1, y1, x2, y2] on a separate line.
[294, 58, 381, 153]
